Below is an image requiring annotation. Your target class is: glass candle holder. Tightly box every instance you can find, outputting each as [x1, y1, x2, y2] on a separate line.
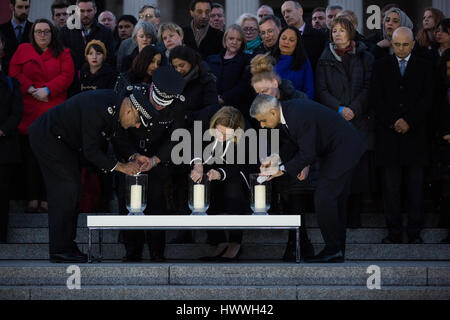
[188, 174, 210, 215]
[249, 173, 271, 215]
[126, 173, 148, 216]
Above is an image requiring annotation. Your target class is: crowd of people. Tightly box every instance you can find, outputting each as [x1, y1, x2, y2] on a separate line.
[0, 0, 449, 263]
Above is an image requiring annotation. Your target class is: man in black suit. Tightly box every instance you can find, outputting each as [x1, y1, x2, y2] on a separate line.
[281, 1, 327, 70]
[0, 0, 32, 73]
[183, 0, 224, 60]
[250, 94, 367, 263]
[371, 27, 433, 245]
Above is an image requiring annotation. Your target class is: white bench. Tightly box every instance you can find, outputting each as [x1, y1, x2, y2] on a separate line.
[87, 215, 302, 263]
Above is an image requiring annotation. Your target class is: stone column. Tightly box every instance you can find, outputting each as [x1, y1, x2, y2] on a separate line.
[432, 0, 450, 15]
[225, 0, 259, 27]
[122, 0, 158, 16]
[29, 0, 53, 22]
[328, 0, 363, 33]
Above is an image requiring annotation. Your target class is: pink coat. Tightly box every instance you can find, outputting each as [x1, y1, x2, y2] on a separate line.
[9, 43, 74, 134]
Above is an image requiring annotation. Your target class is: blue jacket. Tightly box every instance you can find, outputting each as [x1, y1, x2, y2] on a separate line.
[275, 55, 314, 100]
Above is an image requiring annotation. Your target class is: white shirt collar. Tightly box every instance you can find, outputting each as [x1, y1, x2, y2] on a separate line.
[396, 53, 412, 63]
[298, 22, 306, 35]
[280, 106, 287, 127]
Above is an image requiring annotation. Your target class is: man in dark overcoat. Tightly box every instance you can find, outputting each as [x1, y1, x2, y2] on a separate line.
[371, 27, 433, 244]
[250, 94, 367, 263]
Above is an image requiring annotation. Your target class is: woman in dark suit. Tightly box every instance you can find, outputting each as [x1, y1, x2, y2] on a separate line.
[0, 31, 23, 242]
[190, 107, 258, 261]
[206, 24, 253, 122]
[315, 17, 374, 228]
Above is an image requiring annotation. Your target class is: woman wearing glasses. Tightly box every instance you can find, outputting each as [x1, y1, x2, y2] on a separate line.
[237, 13, 265, 56]
[9, 19, 74, 213]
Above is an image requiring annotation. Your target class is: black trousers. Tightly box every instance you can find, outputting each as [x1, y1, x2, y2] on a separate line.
[118, 164, 172, 257]
[0, 164, 13, 242]
[206, 168, 249, 245]
[314, 170, 352, 254]
[381, 165, 425, 238]
[28, 124, 82, 254]
[279, 192, 312, 248]
[20, 135, 46, 201]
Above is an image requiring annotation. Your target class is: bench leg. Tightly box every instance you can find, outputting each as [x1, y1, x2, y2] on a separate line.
[296, 227, 301, 263]
[88, 229, 92, 263]
[98, 230, 103, 262]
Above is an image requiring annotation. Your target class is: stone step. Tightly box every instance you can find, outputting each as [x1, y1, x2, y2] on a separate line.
[5, 228, 449, 244]
[3, 261, 449, 286]
[7, 212, 444, 228]
[1, 261, 449, 300]
[2, 285, 450, 300]
[0, 243, 449, 261]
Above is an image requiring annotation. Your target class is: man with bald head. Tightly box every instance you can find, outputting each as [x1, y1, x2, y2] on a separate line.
[371, 27, 433, 245]
[98, 10, 117, 31]
[280, 1, 327, 69]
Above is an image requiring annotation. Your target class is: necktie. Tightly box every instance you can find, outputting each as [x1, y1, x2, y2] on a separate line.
[399, 59, 407, 77]
[16, 25, 23, 42]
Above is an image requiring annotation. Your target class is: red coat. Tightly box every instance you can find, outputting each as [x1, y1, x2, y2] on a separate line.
[9, 43, 74, 134]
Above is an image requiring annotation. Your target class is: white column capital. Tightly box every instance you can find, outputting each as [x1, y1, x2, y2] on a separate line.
[225, 0, 260, 28]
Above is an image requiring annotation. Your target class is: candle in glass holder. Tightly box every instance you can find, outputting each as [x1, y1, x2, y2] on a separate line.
[254, 185, 266, 211]
[193, 184, 205, 210]
[130, 184, 142, 210]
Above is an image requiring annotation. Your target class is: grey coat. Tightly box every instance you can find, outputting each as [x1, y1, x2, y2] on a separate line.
[315, 42, 375, 148]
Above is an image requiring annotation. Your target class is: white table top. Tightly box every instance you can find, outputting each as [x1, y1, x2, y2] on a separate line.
[87, 215, 301, 228]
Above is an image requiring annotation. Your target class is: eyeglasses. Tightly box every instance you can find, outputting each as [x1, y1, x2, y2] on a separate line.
[139, 14, 155, 20]
[261, 29, 276, 36]
[243, 27, 258, 33]
[34, 30, 51, 36]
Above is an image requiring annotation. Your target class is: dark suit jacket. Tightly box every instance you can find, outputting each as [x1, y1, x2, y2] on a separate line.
[0, 72, 23, 164]
[370, 54, 433, 166]
[302, 23, 327, 70]
[280, 99, 367, 180]
[183, 25, 224, 60]
[0, 20, 32, 73]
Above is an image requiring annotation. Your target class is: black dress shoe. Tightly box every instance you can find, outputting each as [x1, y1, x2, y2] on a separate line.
[283, 241, 315, 261]
[150, 252, 165, 262]
[408, 236, 424, 244]
[305, 250, 344, 263]
[50, 252, 88, 263]
[382, 235, 402, 244]
[441, 235, 450, 244]
[122, 255, 142, 262]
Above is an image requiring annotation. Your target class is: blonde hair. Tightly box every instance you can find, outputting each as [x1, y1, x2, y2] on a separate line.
[209, 107, 245, 143]
[158, 22, 184, 43]
[336, 9, 359, 29]
[250, 53, 280, 86]
[223, 24, 246, 52]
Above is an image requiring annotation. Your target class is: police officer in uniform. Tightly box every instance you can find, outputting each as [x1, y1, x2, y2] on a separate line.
[28, 88, 156, 263]
[114, 66, 187, 262]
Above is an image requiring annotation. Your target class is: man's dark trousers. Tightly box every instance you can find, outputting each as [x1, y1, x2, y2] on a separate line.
[314, 169, 353, 255]
[382, 165, 424, 239]
[29, 118, 82, 255]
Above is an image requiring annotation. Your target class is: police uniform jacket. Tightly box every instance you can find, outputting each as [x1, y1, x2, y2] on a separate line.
[29, 89, 124, 173]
